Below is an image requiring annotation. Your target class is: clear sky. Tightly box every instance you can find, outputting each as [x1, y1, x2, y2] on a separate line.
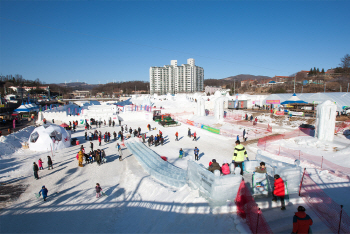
[0, 0, 349, 84]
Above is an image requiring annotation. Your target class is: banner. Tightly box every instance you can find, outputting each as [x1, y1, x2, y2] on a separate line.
[274, 110, 284, 116]
[186, 119, 195, 126]
[13, 119, 16, 129]
[201, 125, 220, 134]
[234, 94, 238, 108]
[266, 100, 280, 104]
[288, 111, 304, 116]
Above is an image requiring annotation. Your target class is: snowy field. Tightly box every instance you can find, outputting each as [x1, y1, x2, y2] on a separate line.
[0, 95, 349, 233]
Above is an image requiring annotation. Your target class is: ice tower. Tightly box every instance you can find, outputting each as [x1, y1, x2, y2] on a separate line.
[214, 97, 224, 120]
[197, 98, 205, 116]
[315, 100, 337, 141]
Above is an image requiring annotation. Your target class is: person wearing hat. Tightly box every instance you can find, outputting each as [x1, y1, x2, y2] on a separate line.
[208, 159, 221, 173]
[33, 162, 39, 180]
[272, 174, 286, 210]
[232, 140, 249, 175]
[292, 206, 313, 234]
[221, 160, 230, 175]
[39, 186, 48, 201]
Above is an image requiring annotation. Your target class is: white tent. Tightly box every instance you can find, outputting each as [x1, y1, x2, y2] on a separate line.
[28, 124, 71, 152]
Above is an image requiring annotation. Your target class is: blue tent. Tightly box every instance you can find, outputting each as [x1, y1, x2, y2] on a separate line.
[280, 93, 308, 105]
[15, 103, 31, 113]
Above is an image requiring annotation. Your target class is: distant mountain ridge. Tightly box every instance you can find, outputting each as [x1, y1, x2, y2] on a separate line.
[222, 74, 271, 81]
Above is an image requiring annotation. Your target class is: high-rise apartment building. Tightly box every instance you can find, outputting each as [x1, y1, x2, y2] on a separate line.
[150, 58, 204, 95]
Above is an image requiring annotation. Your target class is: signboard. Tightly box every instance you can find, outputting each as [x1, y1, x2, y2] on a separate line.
[266, 100, 280, 104]
[288, 111, 304, 116]
[274, 111, 284, 116]
[201, 125, 220, 134]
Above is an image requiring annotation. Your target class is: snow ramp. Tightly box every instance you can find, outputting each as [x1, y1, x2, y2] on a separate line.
[125, 138, 187, 187]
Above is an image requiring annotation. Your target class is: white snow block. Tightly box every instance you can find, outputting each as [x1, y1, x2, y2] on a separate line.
[315, 100, 337, 141]
[244, 160, 260, 172]
[214, 97, 224, 120]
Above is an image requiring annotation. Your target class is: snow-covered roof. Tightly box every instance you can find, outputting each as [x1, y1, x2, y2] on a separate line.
[264, 92, 350, 111]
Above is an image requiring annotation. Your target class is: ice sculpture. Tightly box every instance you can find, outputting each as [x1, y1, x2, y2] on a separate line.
[214, 97, 224, 120]
[315, 100, 337, 142]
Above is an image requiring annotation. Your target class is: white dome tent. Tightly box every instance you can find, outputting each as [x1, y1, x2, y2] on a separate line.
[28, 124, 71, 152]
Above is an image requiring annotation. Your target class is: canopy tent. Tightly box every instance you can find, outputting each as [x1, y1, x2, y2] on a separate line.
[280, 93, 308, 105]
[15, 103, 31, 113]
[60, 123, 69, 128]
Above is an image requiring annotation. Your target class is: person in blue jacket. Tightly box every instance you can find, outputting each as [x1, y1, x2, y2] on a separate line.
[179, 148, 184, 158]
[194, 147, 199, 161]
[39, 185, 48, 201]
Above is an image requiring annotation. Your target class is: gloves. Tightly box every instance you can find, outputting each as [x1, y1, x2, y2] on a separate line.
[246, 158, 250, 161]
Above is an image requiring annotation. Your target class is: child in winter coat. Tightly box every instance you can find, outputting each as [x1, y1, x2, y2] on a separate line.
[292, 206, 313, 234]
[38, 159, 44, 170]
[272, 174, 286, 210]
[39, 185, 48, 201]
[47, 156, 53, 170]
[193, 132, 197, 141]
[221, 160, 230, 175]
[95, 183, 102, 198]
[179, 148, 184, 158]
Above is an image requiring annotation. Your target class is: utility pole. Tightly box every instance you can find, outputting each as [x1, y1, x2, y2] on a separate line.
[340, 85, 342, 92]
[347, 83, 349, 92]
[294, 76, 296, 93]
[324, 83, 326, 93]
[301, 86, 303, 93]
[234, 79, 236, 95]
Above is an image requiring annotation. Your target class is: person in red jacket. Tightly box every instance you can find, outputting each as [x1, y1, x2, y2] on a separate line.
[98, 135, 102, 146]
[272, 174, 286, 210]
[175, 132, 179, 141]
[192, 132, 197, 141]
[292, 206, 313, 234]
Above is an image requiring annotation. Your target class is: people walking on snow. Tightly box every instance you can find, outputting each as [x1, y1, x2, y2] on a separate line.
[38, 158, 44, 170]
[193, 132, 197, 141]
[179, 148, 184, 158]
[175, 132, 179, 141]
[272, 174, 286, 210]
[292, 206, 313, 234]
[116, 143, 123, 161]
[33, 162, 39, 180]
[232, 140, 249, 175]
[98, 135, 101, 146]
[78, 150, 84, 167]
[142, 133, 146, 143]
[243, 129, 246, 141]
[39, 185, 48, 201]
[194, 147, 199, 161]
[47, 156, 53, 170]
[188, 128, 191, 138]
[138, 127, 141, 135]
[95, 183, 102, 198]
[160, 136, 164, 145]
[85, 132, 87, 140]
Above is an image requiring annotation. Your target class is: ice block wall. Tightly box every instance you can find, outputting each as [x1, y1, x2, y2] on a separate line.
[315, 100, 337, 142]
[256, 150, 302, 194]
[197, 98, 205, 116]
[187, 160, 242, 205]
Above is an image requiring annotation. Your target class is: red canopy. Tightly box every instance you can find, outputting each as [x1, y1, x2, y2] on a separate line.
[60, 123, 69, 128]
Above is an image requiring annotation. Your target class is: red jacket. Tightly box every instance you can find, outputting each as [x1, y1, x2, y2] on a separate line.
[293, 211, 313, 234]
[98, 136, 101, 142]
[193, 132, 196, 137]
[273, 178, 285, 197]
[221, 163, 230, 175]
[175, 132, 178, 137]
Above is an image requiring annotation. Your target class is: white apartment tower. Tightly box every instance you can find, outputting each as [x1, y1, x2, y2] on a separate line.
[150, 58, 204, 95]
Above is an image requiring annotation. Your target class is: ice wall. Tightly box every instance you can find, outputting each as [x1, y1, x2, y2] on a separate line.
[125, 139, 187, 188]
[197, 98, 205, 116]
[315, 100, 337, 142]
[256, 150, 302, 194]
[187, 161, 242, 206]
[214, 97, 224, 121]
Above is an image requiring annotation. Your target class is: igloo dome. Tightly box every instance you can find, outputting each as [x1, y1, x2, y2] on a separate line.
[28, 124, 71, 152]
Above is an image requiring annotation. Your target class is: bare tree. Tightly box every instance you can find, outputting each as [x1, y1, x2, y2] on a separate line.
[340, 54, 350, 71]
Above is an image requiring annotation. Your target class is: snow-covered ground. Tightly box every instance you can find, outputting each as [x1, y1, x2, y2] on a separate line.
[0, 95, 349, 233]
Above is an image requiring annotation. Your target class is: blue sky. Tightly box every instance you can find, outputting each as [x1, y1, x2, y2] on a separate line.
[0, 0, 349, 84]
